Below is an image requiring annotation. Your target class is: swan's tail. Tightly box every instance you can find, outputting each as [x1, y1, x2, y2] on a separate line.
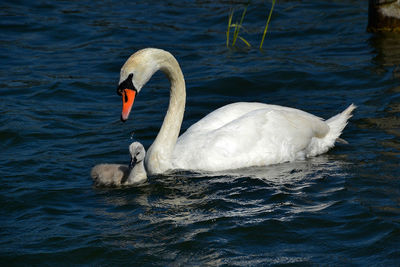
[326, 103, 356, 144]
[308, 104, 356, 157]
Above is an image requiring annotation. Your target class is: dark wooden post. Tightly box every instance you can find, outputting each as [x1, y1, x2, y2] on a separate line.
[368, 0, 400, 32]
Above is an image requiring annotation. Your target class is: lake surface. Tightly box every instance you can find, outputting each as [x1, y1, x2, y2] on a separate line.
[1, 0, 399, 265]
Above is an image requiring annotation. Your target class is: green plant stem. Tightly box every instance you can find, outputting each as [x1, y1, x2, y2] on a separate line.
[260, 0, 276, 50]
[232, 4, 248, 47]
[226, 9, 234, 48]
[238, 36, 251, 47]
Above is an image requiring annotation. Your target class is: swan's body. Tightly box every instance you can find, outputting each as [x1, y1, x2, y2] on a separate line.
[91, 142, 147, 186]
[171, 102, 355, 172]
[117, 48, 356, 175]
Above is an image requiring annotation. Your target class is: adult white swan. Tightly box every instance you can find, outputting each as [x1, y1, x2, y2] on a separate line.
[117, 48, 356, 175]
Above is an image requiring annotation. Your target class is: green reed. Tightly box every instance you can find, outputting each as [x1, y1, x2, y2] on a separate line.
[226, 1, 275, 50]
[226, 5, 251, 48]
[260, 0, 276, 50]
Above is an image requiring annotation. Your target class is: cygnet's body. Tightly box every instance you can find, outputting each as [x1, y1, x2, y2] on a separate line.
[91, 142, 147, 186]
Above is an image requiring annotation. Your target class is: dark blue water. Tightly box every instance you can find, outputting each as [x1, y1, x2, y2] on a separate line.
[1, 0, 399, 265]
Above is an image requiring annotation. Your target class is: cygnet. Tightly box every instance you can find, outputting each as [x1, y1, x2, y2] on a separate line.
[91, 142, 147, 186]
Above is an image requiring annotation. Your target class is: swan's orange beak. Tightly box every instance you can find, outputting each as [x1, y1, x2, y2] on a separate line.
[121, 89, 136, 122]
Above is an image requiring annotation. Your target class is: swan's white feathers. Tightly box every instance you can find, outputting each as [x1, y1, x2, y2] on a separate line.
[184, 102, 328, 135]
[120, 48, 164, 91]
[119, 48, 356, 174]
[172, 104, 332, 171]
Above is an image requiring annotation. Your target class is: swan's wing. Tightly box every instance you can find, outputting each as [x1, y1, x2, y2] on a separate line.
[184, 102, 326, 134]
[184, 102, 276, 133]
[173, 108, 329, 171]
[207, 109, 330, 157]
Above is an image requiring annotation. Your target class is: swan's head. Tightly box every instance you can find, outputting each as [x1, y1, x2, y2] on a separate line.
[129, 141, 146, 169]
[117, 48, 168, 122]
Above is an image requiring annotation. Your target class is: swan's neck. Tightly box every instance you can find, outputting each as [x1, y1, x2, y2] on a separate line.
[145, 54, 186, 174]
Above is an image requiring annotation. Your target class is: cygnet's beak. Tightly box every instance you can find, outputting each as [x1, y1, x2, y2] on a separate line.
[121, 89, 136, 122]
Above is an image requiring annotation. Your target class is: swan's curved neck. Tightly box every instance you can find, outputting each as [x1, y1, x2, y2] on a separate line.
[145, 53, 186, 174]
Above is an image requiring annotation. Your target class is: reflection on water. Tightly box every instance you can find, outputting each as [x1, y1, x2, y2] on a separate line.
[358, 85, 400, 155]
[90, 155, 353, 265]
[370, 32, 400, 69]
[95, 155, 349, 226]
[208, 155, 348, 182]
[366, 32, 400, 156]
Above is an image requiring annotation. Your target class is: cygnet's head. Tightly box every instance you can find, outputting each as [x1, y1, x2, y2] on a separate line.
[129, 142, 146, 169]
[125, 141, 147, 185]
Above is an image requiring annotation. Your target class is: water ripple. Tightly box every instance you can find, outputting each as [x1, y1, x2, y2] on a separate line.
[1, 0, 400, 265]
